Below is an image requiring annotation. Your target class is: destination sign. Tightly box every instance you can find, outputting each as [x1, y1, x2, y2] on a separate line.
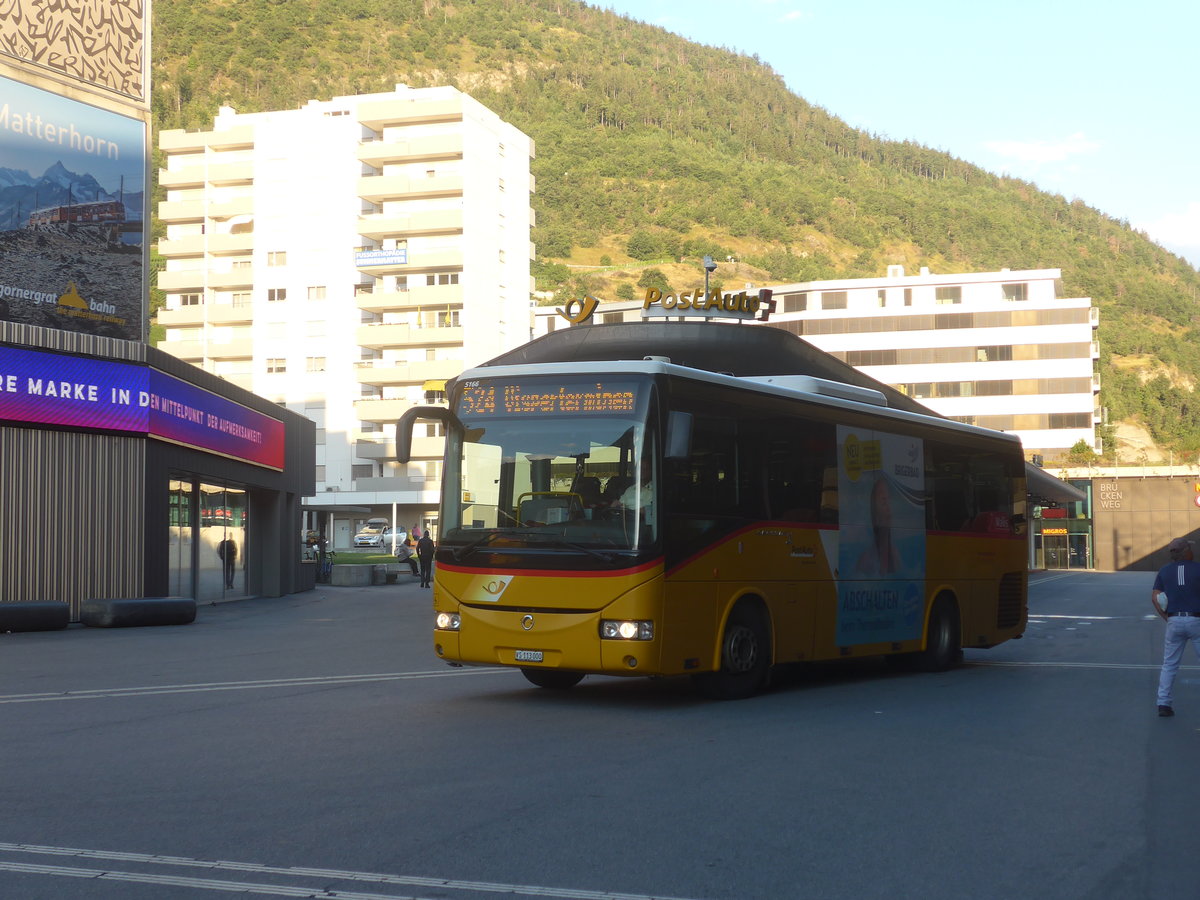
[459, 379, 638, 416]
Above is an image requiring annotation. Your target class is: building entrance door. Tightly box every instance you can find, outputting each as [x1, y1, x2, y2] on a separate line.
[1043, 534, 1069, 569]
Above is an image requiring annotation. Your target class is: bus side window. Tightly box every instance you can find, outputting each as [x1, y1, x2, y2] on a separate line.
[926, 441, 970, 532]
[674, 415, 738, 517]
[763, 417, 836, 523]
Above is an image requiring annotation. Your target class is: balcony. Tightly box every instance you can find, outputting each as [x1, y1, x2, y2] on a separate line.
[156, 235, 206, 258]
[157, 269, 205, 291]
[356, 283, 463, 313]
[206, 339, 254, 360]
[209, 196, 253, 218]
[356, 323, 464, 351]
[355, 435, 444, 460]
[206, 232, 254, 256]
[1092, 372, 1101, 393]
[156, 304, 254, 327]
[157, 232, 253, 259]
[159, 340, 205, 361]
[356, 322, 412, 349]
[354, 358, 461, 388]
[357, 97, 463, 130]
[356, 174, 463, 202]
[206, 125, 255, 150]
[158, 199, 205, 222]
[356, 134, 463, 166]
[356, 209, 463, 240]
[353, 397, 413, 424]
[1090, 341, 1100, 359]
[159, 130, 208, 153]
[206, 161, 254, 185]
[158, 168, 205, 189]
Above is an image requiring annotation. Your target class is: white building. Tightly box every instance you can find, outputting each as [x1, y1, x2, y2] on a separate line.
[533, 265, 1099, 459]
[156, 85, 535, 546]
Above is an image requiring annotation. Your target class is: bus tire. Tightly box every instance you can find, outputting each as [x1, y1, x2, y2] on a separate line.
[521, 668, 584, 690]
[693, 604, 771, 700]
[913, 595, 962, 672]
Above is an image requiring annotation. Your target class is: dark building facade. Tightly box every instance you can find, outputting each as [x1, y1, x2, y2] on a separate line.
[0, 322, 316, 618]
[1036, 467, 1200, 571]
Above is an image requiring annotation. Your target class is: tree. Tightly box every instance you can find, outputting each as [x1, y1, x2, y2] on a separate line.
[1065, 440, 1099, 466]
[637, 268, 671, 293]
[626, 230, 662, 260]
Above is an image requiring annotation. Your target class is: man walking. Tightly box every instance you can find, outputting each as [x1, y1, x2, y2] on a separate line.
[417, 531, 435, 588]
[1150, 536, 1200, 717]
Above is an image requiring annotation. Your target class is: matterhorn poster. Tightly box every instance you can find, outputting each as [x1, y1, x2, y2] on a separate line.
[1, 75, 145, 341]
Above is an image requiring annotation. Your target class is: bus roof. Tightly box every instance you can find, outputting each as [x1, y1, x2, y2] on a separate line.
[460, 322, 1022, 448]
[456, 358, 1023, 448]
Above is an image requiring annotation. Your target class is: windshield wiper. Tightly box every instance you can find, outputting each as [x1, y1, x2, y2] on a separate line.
[450, 529, 523, 561]
[449, 529, 618, 564]
[525, 533, 617, 564]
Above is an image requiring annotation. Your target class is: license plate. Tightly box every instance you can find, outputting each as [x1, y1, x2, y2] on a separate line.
[515, 650, 544, 662]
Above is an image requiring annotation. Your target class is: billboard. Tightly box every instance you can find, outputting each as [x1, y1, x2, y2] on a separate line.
[0, 75, 145, 341]
[0, 0, 145, 100]
[0, 343, 286, 470]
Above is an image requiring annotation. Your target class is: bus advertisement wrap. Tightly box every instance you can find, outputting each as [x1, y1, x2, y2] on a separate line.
[0, 343, 284, 469]
[837, 426, 926, 646]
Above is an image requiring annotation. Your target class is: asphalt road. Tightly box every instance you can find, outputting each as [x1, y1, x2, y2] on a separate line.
[0, 570, 1194, 900]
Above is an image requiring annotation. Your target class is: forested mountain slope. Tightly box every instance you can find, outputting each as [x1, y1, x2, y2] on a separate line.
[151, 0, 1200, 454]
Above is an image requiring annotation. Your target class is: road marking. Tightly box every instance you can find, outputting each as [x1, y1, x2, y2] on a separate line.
[0, 842, 703, 900]
[0, 669, 506, 705]
[971, 660, 1200, 671]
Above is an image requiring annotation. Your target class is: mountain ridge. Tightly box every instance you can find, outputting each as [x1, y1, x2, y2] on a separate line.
[149, 0, 1200, 455]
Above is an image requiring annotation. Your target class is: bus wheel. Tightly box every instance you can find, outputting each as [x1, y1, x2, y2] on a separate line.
[914, 596, 963, 672]
[521, 668, 585, 690]
[693, 605, 770, 700]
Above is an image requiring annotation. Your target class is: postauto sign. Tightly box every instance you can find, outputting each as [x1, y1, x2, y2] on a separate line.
[0, 343, 284, 469]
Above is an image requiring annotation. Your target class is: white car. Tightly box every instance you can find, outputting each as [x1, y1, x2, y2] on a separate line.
[353, 523, 392, 548]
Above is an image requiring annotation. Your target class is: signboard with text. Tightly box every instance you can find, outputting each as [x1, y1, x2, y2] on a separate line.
[0, 343, 285, 469]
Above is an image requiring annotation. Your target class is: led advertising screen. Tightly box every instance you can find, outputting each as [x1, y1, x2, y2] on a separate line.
[0, 76, 146, 341]
[0, 344, 285, 469]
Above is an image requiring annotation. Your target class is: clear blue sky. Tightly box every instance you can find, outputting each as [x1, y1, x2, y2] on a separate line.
[598, 0, 1200, 269]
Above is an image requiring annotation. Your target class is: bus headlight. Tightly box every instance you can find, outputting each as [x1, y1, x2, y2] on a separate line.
[600, 619, 653, 641]
[435, 612, 461, 631]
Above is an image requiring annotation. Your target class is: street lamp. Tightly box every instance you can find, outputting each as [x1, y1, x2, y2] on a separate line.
[703, 255, 717, 298]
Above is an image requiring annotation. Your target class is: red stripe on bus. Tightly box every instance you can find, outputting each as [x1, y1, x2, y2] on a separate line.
[664, 520, 837, 577]
[435, 559, 663, 578]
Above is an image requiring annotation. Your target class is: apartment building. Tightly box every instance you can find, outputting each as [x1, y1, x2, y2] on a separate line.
[532, 265, 1099, 459]
[156, 85, 534, 546]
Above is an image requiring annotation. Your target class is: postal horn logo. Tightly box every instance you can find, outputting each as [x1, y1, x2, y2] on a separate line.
[558, 294, 600, 325]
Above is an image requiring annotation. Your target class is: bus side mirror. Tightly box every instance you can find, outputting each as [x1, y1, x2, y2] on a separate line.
[395, 406, 461, 463]
[665, 411, 693, 460]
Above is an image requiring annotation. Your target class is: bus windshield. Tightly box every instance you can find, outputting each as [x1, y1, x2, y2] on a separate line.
[442, 376, 657, 556]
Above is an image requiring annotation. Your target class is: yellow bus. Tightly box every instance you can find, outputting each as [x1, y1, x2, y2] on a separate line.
[398, 326, 1027, 699]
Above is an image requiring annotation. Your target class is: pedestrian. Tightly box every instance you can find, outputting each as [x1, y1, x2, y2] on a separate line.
[396, 531, 418, 576]
[417, 531, 435, 588]
[1150, 536, 1200, 717]
[217, 537, 238, 589]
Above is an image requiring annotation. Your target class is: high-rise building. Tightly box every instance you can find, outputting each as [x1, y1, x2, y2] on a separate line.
[156, 85, 534, 546]
[532, 265, 1099, 459]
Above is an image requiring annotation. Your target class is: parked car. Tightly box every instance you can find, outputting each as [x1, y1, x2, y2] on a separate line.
[353, 519, 393, 548]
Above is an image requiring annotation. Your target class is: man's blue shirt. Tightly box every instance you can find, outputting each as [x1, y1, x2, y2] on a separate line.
[1153, 560, 1200, 613]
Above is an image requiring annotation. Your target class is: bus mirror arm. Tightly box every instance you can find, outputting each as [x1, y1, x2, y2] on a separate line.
[395, 406, 462, 464]
[665, 411, 693, 460]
